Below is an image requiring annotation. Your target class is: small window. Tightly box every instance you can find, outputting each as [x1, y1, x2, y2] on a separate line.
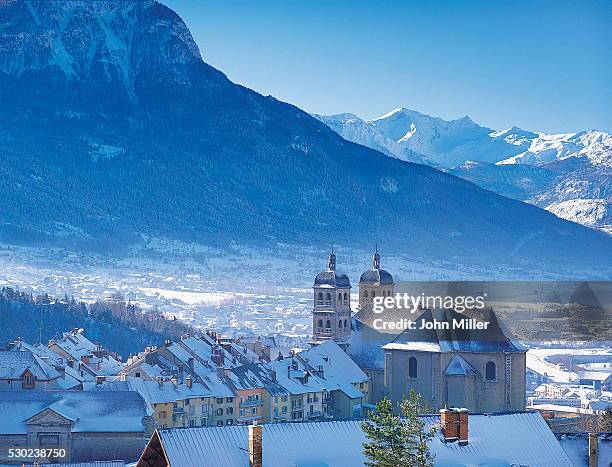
[226, 397, 233, 403]
[317, 319, 323, 328]
[371, 291, 376, 297]
[485, 361, 496, 381]
[338, 293, 342, 301]
[325, 320, 331, 328]
[338, 320, 343, 328]
[408, 356, 418, 379]
[318, 292, 323, 300]
[227, 407, 233, 414]
[364, 291, 369, 298]
[325, 293, 331, 301]
[217, 420, 224, 426]
[227, 419, 234, 425]
[344, 319, 348, 328]
[216, 398, 223, 404]
[344, 292, 348, 300]
[135, 372, 141, 378]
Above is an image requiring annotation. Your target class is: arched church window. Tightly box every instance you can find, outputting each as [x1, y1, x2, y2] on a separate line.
[408, 357, 417, 378]
[364, 291, 368, 298]
[325, 320, 331, 328]
[318, 292, 323, 302]
[344, 292, 348, 301]
[485, 361, 496, 381]
[338, 293, 342, 301]
[317, 319, 322, 328]
[344, 319, 348, 328]
[338, 320, 343, 328]
[371, 291, 376, 297]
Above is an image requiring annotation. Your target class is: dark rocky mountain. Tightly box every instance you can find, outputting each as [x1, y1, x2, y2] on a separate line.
[0, 0, 610, 275]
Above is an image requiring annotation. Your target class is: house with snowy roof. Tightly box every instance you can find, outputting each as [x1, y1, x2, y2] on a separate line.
[0, 349, 81, 390]
[136, 410, 573, 467]
[48, 329, 124, 377]
[0, 391, 150, 465]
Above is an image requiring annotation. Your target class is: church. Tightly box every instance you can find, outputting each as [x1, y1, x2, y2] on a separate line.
[311, 250, 527, 413]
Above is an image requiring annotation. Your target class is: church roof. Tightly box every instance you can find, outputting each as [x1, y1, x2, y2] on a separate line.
[359, 268, 394, 285]
[314, 270, 351, 288]
[383, 308, 526, 354]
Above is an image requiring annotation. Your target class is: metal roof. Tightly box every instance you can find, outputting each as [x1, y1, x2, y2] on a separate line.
[152, 412, 572, 467]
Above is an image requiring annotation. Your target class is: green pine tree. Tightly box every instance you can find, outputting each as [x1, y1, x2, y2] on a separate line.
[600, 407, 612, 433]
[361, 391, 438, 467]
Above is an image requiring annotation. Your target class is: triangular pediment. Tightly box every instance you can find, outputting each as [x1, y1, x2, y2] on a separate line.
[25, 407, 75, 426]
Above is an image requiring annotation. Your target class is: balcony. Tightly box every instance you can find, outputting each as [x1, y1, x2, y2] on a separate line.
[240, 399, 264, 408]
[307, 411, 322, 419]
[291, 405, 304, 412]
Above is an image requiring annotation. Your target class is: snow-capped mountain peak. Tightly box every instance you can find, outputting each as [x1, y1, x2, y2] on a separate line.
[315, 107, 611, 233]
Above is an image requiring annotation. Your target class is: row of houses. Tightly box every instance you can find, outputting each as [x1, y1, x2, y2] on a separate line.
[0, 329, 370, 465]
[109, 330, 370, 428]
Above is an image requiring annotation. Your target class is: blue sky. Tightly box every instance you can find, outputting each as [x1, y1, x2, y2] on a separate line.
[165, 0, 611, 133]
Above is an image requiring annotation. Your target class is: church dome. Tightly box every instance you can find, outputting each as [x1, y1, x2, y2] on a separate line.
[359, 248, 394, 285]
[359, 268, 394, 285]
[314, 270, 351, 288]
[314, 251, 351, 288]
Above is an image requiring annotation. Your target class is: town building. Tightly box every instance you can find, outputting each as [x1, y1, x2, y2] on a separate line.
[0, 391, 150, 465]
[0, 350, 81, 390]
[48, 329, 124, 377]
[136, 411, 573, 467]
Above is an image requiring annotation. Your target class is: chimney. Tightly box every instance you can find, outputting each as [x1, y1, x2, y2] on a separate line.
[458, 408, 469, 446]
[157, 376, 164, 387]
[248, 422, 263, 467]
[170, 377, 178, 387]
[271, 370, 276, 382]
[164, 339, 172, 347]
[119, 373, 127, 382]
[440, 409, 459, 442]
[186, 375, 193, 389]
[187, 357, 194, 369]
[589, 433, 598, 467]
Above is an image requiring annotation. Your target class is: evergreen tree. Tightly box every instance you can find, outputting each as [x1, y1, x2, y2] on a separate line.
[600, 407, 612, 433]
[361, 391, 438, 467]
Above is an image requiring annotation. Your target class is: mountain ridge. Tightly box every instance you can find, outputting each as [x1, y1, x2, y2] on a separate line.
[316, 109, 611, 233]
[1, 0, 611, 276]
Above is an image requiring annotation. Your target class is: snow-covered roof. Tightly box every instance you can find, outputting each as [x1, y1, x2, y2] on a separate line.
[383, 308, 526, 354]
[0, 350, 61, 381]
[577, 370, 611, 381]
[50, 330, 124, 376]
[0, 391, 147, 434]
[23, 462, 127, 467]
[11, 341, 90, 386]
[150, 412, 571, 467]
[299, 340, 368, 398]
[86, 377, 222, 406]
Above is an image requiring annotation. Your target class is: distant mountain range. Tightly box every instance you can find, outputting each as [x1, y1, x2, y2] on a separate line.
[315, 110, 611, 233]
[0, 0, 610, 276]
